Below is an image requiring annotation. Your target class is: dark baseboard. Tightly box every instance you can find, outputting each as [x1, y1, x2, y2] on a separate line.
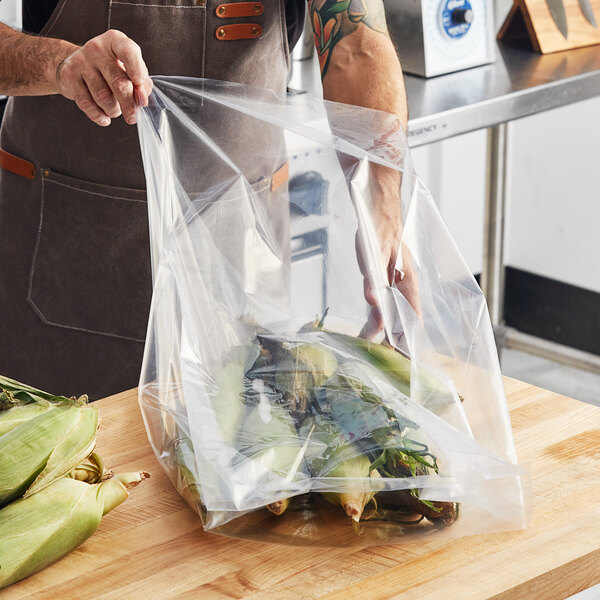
[503, 267, 600, 356]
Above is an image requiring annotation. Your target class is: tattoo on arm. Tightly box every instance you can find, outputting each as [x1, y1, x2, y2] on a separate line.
[309, 0, 388, 77]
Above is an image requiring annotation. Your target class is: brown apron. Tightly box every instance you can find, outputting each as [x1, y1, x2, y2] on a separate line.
[0, 0, 290, 399]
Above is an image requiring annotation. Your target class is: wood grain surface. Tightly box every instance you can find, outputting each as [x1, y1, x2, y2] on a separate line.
[499, 0, 600, 53]
[1, 379, 599, 600]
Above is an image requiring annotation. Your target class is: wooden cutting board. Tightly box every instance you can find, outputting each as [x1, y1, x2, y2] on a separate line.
[2, 379, 600, 600]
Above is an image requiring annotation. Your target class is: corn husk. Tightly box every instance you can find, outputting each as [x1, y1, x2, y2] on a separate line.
[287, 342, 338, 387]
[0, 375, 88, 436]
[251, 336, 337, 419]
[239, 402, 306, 516]
[0, 375, 87, 411]
[172, 435, 205, 517]
[314, 329, 461, 411]
[0, 403, 51, 437]
[67, 453, 108, 484]
[239, 403, 304, 478]
[0, 470, 148, 590]
[212, 360, 247, 446]
[299, 416, 382, 523]
[0, 404, 99, 506]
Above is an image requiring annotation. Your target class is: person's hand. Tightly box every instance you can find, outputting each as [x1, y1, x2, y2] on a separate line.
[356, 164, 422, 340]
[55, 29, 153, 127]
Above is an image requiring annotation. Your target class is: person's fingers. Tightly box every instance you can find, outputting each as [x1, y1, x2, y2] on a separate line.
[395, 271, 422, 317]
[71, 80, 111, 126]
[358, 306, 384, 339]
[99, 61, 136, 124]
[134, 84, 150, 108]
[363, 277, 379, 307]
[134, 86, 144, 108]
[83, 69, 121, 119]
[108, 31, 148, 87]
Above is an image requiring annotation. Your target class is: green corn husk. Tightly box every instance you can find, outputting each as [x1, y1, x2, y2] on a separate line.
[287, 342, 338, 387]
[250, 336, 338, 419]
[313, 328, 461, 410]
[172, 435, 205, 519]
[67, 453, 108, 485]
[0, 470, 148, 590]
[239, 403, 303, 476]
[239, 402, 306, 516]
[299, 416, 381, 523]
[0, 375, 87, 411]
[0, 403, 51, 437]
[0, 375, 88, 436]
[213, 361, 247, 445]
[0, 404, 99, 506]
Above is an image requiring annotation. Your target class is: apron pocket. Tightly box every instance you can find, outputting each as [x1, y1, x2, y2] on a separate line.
[108, 0, 207, 77]
[28, 169, 152, 342]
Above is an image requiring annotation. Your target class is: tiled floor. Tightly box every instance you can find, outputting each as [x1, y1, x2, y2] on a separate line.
[500, 347, 600, 600]
[500, 347, 600, 407]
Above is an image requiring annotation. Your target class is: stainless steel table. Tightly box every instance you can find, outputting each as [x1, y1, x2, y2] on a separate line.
[289, 40, 600, 371]
[405, 40, 600, 147]
[404, 40, 600, 372]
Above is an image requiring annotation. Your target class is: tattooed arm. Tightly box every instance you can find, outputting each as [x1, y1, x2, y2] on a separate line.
[310, 0, 419, 333]
[310, 0, 407, 124]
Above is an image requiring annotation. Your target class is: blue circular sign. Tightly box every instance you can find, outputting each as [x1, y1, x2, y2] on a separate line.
[441, 0, 474, 39]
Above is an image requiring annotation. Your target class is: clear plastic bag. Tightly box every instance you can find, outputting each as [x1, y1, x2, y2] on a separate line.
[137, 77, 530, 546]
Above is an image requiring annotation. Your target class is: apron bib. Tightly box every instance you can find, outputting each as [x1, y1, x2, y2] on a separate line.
[0, 0, 289, 398]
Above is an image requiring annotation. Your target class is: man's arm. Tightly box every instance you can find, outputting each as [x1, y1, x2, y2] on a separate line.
[309, 0, 419, 334]
[309, 0, 407, 126]
[0, 22, 152, 125]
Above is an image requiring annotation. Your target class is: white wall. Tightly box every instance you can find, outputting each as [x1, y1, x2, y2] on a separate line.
[0, 0, 21, 28]
[411, 130, 487, 275]
[506, 97, 600, 292]
[412, 95, 600, 292]
[411, 0, 600, 293]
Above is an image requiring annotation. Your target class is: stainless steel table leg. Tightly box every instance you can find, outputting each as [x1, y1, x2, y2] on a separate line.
[481, 123, 600, 374]
[481, 123, 509, 332]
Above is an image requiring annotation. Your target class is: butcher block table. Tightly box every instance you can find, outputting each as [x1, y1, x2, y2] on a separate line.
[2, 378, 600, 600]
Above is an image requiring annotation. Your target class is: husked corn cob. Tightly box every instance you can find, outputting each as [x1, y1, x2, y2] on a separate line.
[0, 470, 149, 590]
[320, 451, 382, 522]
[0, 404, 99, 506]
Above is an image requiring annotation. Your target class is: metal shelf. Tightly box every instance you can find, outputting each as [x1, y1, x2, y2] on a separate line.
[405, 39, 600, 146]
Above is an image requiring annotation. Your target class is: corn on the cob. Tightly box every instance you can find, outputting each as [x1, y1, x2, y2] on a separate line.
[212, 354, 252, 446]
[68, 452, 107, 484]
[239, 403, 303, 476]
[267, 498, 290, 516]
[300, 416, 381, 522]
[0, 403, 51, 437]
[0, 404, 98, 506]
[287, 342, 338, 387]
[239, 402, 306, 516]
[172, 435, 205, 517]
[0, 470, 148, 590]
[0, 375, 88, 436]
[320, 452, 382, 522]
[0, 374, 87, 408]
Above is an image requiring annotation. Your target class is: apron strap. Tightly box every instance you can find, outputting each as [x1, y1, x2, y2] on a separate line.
[0, 148, 36, 180]
[271, 161, 289, 191]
